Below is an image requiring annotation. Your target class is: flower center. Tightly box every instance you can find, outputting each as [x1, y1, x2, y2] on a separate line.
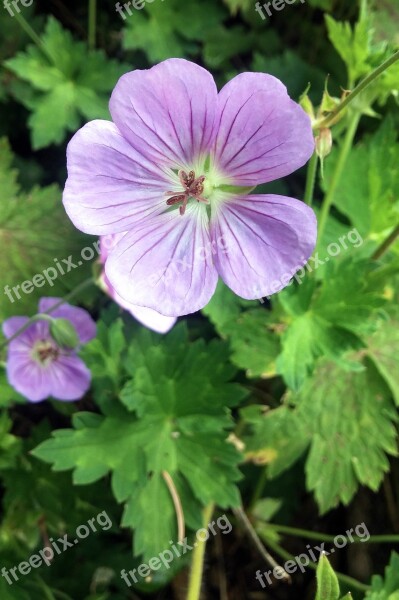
[32, 339, 59, 365]
[165, 170, 208, 216]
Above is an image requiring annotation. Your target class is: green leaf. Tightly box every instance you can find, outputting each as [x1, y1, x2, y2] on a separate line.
[299, 359, 398, 513]
[367, 317, 399, 406]
[0, 138, 93, 321]
[203, 282, 280, 378]
[123, 0, 226, 62]
[325, 8, 372, 84]
[5, 17, 128, 148]
[315, 554, 340, 600]
[366, 552, 399, 599]
[33, 324, 245, 560]
[241, 404, 310, 478]
[322, 117, 399, 238]
[276, 258, 383, 390]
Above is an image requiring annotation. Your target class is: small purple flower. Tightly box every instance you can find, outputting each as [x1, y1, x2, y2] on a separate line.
[2, 298, 96, 403]
[63, 59, 317, 317]
[99, 234, 176, 334]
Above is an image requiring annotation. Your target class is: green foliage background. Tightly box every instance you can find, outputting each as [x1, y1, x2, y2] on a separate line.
[0, 0, 399, 598]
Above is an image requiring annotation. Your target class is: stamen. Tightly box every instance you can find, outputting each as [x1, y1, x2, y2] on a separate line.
[165, 170, 207, 216]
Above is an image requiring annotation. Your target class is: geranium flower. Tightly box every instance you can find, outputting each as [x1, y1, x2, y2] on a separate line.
[2, 298, 96, 403]
[63, 59, 317, 317]
[99, 234, 176, 334]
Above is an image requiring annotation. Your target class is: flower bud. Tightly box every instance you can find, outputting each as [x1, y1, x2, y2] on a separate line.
[50, 318, 79, 349]
[315, 128, 333, 178]
[315, 128, 332, 160]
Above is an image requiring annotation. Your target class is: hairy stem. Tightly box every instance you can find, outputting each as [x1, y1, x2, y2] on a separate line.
[314, 50, 399, 130]
[186, 503, 214, 600]
[304, 151, 318, 206]
[317, 114, 360, 246]
[372, 224, 399, 260]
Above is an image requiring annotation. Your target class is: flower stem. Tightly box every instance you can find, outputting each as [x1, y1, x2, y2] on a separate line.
[0, 277, 94, 350]
[314, 49, 399, 130]
[12, 11, 53, 63]
[317, 114, 360, 247]
[372, 224, 399, 260]
[88, 0, 97, 50]
[186, 503, 214, 600]
[303, 151, 318, 206]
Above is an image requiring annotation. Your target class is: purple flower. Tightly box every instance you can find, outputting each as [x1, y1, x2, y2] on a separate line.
[63, 59, 317, 317]
[99, 234, 176, 334]
[2, 298, 96, 403]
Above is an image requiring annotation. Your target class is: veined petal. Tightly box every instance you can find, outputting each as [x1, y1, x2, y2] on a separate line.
[109, 59, 218, 169]
[38, 298, 96, 344]
[211, 194, 317, 299]
[100, 271, 176, 334]
[6, 353, 53, 403]
[105, 204, 218, 317]
[47, 355, 91, 401]
[63, 120, 171, 235]
[213, 73, 314, 185]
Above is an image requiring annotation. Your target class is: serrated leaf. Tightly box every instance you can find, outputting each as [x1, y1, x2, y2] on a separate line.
[5, 17, 128, 148]
[203, 282, 279, 378]
[367, 317, 399, 406]
[299, 360, 398, 513]
[33, 324, 244, 560]
[325, 9, 372, 84]
[366, 552, 399, 599]
[0, 138, 93, 321]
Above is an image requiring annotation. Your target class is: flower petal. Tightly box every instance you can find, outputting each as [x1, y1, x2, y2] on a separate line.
[63, 120, 171, 235]
[46, 355, 91, 401]
[212, 73, 314, 185]
[105, 204, 218, 317]
[109, 59, 218, 169]
[38, 298, 96, 344]
[6, 353, 53, 403]
[211, 194, 317, 299]
[127, 305, 177, 335]
[2, 317, 29, 339]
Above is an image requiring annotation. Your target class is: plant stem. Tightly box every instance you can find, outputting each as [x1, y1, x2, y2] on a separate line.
[261, 534, 370, 593]
[304, 152, 318, 206]
[186, 503, 214, 600]
[372, 224, 399, 260]
[0, 277, 94, 350]
[317, 114, 360, 247]
[263, 523, 399, 544]
[234, 506, 290, 582]
[12, 11, 53, 63]
[314, 49, 399, 130]
[88, 0, 97, 50]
